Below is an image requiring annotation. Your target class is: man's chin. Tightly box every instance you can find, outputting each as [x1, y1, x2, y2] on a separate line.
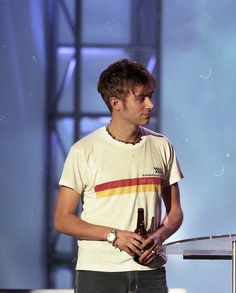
[139, 119, 150, 126]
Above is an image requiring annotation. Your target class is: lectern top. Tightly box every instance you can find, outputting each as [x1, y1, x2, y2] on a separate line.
[163, 233, 236, 257]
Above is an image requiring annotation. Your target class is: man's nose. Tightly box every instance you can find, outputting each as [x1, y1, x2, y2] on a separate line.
[145, 97, 154, 109]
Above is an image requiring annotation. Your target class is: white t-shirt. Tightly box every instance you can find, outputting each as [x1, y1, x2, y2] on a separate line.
[59, 126, 183, 272]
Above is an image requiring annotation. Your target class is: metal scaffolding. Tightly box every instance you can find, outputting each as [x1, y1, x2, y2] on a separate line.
[44, 0, 162, 287]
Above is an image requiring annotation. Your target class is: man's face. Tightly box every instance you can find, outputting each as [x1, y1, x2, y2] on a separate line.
[120, 85, 155, 126]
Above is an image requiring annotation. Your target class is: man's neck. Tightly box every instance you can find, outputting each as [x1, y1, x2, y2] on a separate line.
[107, 121, 142, 144]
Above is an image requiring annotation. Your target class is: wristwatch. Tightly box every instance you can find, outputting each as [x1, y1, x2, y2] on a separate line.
[106, 229, 117, 244]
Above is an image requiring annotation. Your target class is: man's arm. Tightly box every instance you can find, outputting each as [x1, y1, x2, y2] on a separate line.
[54, 185, 110, 240]
[153, 182, 183, 244]
[139, 182, 183, 265]
[140, 183, 183, 246]
[54, 185, 145, 255]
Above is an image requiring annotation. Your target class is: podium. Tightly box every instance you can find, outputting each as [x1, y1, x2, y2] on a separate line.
[163, 234, 236, 293]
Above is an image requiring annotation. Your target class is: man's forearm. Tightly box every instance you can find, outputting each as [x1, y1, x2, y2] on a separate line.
[54, 213, 111, 241]
[154, 208, 183, 244]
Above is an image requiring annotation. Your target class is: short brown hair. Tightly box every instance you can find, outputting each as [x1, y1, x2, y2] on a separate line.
[97, 59, 156, 112]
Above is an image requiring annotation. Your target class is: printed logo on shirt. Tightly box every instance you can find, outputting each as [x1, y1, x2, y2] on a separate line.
[142, 167, 164, 177]
[153, 167, 164, 176]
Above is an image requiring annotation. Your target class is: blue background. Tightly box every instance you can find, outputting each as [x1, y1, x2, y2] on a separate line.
[0, 1, 236, 292]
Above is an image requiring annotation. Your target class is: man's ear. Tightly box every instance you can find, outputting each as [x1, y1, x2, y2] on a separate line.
[109, 97, 122, 111]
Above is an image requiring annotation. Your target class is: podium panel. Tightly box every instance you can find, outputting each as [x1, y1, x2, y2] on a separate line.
[163, 234, 236, 293]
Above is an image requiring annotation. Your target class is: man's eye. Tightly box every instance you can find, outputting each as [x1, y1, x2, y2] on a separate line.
[137, 96, 145, 101]
[138, 95, 153, 100]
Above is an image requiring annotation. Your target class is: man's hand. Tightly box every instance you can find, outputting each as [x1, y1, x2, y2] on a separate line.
[137, 234, 161, 265]
[115, 230, 146, 257]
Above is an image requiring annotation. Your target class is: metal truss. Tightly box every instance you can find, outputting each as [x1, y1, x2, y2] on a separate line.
[44, 0, 81, 287]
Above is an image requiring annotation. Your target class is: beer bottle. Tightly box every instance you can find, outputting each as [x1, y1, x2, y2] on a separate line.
[134, 208, 147, 236]
[147, 216, 155, 235]
[133, 208, 148, 263]
[134, 209, 155, 263]
[147, 216, 155, 249]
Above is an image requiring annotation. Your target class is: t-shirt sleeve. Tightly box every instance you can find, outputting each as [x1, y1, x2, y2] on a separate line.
[59, 146, 88, 194]
[163, 140, 184, 187]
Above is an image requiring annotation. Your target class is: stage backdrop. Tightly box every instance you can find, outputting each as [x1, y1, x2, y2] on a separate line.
[162, 1, 236, 292]
[0, 1, 236, 293]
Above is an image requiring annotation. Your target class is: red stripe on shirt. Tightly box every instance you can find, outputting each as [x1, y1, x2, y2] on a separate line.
[95, 177, 162, 192]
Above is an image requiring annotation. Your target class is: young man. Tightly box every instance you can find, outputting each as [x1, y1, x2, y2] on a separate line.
[54, 59, 184, 293]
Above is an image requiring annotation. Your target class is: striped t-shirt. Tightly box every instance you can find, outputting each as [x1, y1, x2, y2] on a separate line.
[59, 126, 183, 272]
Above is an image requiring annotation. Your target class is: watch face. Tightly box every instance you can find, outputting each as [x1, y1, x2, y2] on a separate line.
[107, 232, 116, 242]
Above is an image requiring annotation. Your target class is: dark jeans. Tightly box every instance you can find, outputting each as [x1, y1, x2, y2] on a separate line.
[74, 267, 168, 293]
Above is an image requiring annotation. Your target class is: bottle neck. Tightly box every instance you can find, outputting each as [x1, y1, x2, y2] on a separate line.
[137, 210, 145, 227]
[148, 216, 155, 233]
[135, 208, 147, 236]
